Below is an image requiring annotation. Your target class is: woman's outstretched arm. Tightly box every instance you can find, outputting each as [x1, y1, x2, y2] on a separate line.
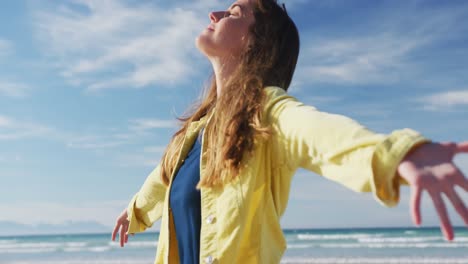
[264, 87, 467, 240]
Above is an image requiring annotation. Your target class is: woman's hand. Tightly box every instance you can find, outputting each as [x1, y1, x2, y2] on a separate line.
[397, 141, 468, 241]
[111, 208, 133, 247]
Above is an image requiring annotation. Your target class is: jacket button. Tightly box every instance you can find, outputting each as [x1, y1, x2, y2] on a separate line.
[204, 255, 214, 264]
[206, 215, 215, 224]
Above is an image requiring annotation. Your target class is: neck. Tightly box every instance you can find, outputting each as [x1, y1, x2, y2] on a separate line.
[211, 56, 238, 98]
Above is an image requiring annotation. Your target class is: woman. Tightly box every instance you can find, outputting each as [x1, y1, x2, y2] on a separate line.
[112, 0, 468, 263]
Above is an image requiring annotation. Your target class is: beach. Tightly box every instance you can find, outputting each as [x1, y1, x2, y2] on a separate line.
[1, 227, 467, 264]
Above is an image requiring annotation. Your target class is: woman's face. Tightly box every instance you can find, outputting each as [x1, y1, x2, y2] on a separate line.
[196, 0, 255, 60]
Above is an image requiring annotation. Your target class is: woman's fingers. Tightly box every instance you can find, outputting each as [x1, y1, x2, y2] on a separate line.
[444, 189, 468, 226]
[125, 227, 130, 243]
[124, 225, 129, 244]
[112, 208, 131, 246]
[120, 223, 128, 247]
[410, 186, 422, 226]
[111, 222, 121, 242]
[429, 191, 454, 241]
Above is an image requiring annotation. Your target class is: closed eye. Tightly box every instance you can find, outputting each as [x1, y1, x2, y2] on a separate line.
[226, 11, 239, 17]
[227, 5, 242, 17]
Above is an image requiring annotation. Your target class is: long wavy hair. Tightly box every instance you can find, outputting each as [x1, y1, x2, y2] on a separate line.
[160, 0, 300, 188]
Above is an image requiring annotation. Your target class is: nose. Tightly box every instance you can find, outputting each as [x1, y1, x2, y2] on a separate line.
[209, 11, 227, 23]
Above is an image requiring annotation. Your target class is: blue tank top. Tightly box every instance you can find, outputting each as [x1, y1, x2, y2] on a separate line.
[169, 130, 203, 264]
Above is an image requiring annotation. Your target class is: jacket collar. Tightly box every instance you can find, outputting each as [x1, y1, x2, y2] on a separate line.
[187, 109, 215, 134]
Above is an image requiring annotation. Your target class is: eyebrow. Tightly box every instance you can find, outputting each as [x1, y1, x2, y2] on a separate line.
[229, 4, 244, 12]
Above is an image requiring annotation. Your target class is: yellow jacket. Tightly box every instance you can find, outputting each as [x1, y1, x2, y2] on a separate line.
[126, 86, 429, 264]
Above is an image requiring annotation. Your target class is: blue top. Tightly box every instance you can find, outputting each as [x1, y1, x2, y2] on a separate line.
[169, 130, 203, 264]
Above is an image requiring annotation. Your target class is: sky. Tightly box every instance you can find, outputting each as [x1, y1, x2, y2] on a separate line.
[1, 0, 468, 234]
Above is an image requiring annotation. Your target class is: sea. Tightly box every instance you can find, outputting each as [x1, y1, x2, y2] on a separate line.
[1, 227, 467, 264]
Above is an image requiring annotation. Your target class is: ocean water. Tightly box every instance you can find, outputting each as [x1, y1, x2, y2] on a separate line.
[1, 227, 467, 264]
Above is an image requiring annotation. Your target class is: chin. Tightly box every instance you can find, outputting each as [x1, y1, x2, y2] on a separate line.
[195, 34, 216, 58]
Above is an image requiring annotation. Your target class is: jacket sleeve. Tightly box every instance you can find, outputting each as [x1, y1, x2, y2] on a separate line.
[265, 89, 430, 207]
[126, 164, 168, 234]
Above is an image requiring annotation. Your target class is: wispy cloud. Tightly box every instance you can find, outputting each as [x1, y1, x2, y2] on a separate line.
[0, 114, 174, 151]
[96, 122, 171, 167]
[299, 95, 342, 106]
[0, 154, 22, 163]
[110, 145, 166, 167]
[32, 0, 220, 92]
[0, 115, 52, 140]
[144, 146, 167, 154]
[114, 153, 161, 168]
[65, 118, 175, 150]
[416, 90, 468, 111]
[0, 38, 31, 97]
[0, 39, 31, 97]
[296, 4, 468, 87]
[129, 118, 177, 132]
[0, 39, 12, 57]
[0, 80, 30, 97]
[0, 115, 117, 148]
[0, 114, 168, 168]
[70, 118, 174, 166]
[65, 135, 128, 149]
[298, 33, 428, 85]
[0, 115, 10, 127]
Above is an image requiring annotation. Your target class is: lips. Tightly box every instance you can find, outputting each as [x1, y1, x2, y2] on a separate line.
[207, 25, 215, 31]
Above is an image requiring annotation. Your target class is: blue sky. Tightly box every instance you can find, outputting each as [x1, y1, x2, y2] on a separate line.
[1, 0, 467, 232]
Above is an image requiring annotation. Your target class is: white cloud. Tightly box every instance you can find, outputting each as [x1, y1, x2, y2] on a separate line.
[66, 135, 127, 149]
[110, 145, 166, 167]
[144, 146, 167, 153]
[298, 33, 427, 85]
[0, 114, 174, 151]
[0, 80, 29, 97]
[0, 40, 30, 97]
[115, 153, 161, 168]
[0, 115, 124, 148]
[0, 115, 11, 127]
[339, 104, 393, 120]
[0, 154, 22, 163]
[129, 118, 177, 132]
[32, 0, 220, 92]
[295, 5, 467, 87]
[0, 39, 12, 57]
[299, 95, 342, 106]
[417, 90, 468, 111]
[65, 118, 175, 151]
[0, 115, 168, 169]
[0, 115, 52, 140]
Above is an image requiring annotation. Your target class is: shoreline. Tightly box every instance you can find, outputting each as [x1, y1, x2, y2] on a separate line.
[1, 225, 464, 238]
